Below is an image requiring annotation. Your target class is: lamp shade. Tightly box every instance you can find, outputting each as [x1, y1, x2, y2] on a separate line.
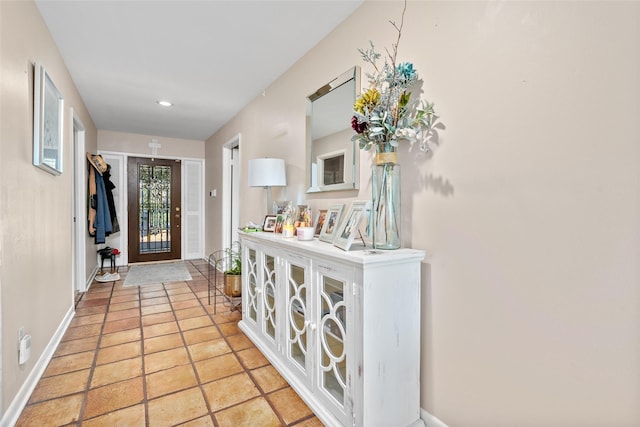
[248, 158, 286, 187]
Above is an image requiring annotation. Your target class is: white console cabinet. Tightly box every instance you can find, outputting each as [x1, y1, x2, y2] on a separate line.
[238, 231, 425, 427]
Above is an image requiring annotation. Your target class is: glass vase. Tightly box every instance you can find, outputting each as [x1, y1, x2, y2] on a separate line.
[372, 152, 401, 249]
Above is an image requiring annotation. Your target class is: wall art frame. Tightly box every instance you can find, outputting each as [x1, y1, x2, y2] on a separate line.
[333, 200, 371, 251]
[33, 63, 64, 175]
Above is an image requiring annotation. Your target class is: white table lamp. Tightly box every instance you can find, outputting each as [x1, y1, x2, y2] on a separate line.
[248, 158, 287, 216]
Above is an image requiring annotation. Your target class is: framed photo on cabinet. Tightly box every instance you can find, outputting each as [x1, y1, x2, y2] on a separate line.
[314, 209, 327, 237]
[33, 63, 64, 175]
[262, 215, 277, 232]
[319, 204, 344, 243]
[333, 200, 371, 251]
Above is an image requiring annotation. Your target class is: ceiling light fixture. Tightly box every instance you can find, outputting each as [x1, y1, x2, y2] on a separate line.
[156, 100, 172, 107]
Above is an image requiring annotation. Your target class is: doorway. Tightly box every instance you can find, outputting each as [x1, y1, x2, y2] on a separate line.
[222, 134, 240, 252]
[127, 156, 182, 263]
[72, 112, 86, 292]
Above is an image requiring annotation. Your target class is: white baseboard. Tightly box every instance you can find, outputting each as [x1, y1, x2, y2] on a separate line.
[85, 264, 100, 291]
[0, 305, 75, 427]
[422, 408, 449, 427]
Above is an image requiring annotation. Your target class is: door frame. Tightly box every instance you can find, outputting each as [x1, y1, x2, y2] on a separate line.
[72, 110, 87, 292]
[127, 156, 182, 263]
[100, 153, 126, 266]
[222, 134, 241, 252]
[96, 151, 204, 265]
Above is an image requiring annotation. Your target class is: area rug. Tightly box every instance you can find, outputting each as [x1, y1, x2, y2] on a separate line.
[123, 261, 192, 287]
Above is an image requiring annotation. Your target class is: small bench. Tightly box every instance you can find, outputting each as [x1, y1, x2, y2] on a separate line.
[97, 247, 120, 273]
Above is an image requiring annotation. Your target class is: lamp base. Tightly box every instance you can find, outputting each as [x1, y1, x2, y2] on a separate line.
[265, 186, 273, 216]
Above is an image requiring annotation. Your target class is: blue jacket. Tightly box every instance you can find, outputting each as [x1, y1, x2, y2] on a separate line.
[94, 172, 112, 244]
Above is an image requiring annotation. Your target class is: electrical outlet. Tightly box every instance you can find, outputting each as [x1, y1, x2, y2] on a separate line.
[19, 334, 31, 365]
[18, 327, 25, 341]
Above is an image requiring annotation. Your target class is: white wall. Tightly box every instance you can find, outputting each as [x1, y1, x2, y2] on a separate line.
[0, 0, 98, 413]
[98, 130, 205, 159]
[206, 1, 640, 425]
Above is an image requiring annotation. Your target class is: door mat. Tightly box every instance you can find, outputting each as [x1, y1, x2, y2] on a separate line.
[123, 261, 192, 287]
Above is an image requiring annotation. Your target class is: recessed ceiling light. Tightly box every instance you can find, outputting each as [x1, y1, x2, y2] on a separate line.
[157, 100, 172, 107]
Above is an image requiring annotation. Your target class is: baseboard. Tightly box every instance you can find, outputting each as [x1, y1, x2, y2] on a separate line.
[85, 264, 100, 291]
[0, 305, 75, 427]
[422, 408, 449, 427]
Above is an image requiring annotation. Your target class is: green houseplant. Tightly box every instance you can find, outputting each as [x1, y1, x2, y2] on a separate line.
[223, 248, 242, 297]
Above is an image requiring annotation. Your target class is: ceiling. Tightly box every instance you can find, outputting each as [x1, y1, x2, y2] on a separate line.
[35, 1, 363, 141]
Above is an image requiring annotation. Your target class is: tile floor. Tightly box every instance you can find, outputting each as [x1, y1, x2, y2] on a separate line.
[16, 259, 321, 427]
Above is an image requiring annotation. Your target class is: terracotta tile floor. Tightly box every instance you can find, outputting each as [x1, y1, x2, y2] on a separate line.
[16, 259, 322, 427]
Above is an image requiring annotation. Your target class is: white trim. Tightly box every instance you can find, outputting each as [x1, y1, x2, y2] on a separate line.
[97, 149, 202, 163]
[0, 305, 75, 427]
[86, 265, 100, 291]
[181, 159, 205, 260]
[99, 153, 127, 265]
[421, 408, 449, 427]
[222, 134, 241, 252]
[72, 110, 87, 292]
[0, 212, 3, 416]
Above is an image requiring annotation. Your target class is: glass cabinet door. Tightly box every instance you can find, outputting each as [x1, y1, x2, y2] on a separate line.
[245, 247, 258, 323]
[319, 274, 347, 407]
[262, 253, 277, 341]
[285, 259, 309, 374]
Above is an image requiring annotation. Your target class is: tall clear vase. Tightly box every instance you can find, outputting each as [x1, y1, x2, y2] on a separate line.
[372, 152, 401, 249]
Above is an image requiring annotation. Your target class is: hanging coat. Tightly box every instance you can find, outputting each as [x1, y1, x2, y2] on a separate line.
[88, 165, 97, 237]
[93, 171, 112, 244]
[103, 164, 120, 234]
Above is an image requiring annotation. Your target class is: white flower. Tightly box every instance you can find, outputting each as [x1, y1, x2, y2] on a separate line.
[395, 127, 417, 142]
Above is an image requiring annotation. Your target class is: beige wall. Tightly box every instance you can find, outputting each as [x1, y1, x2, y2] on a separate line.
[0, 0, 97, 413]
[98, 130, 205, 159]
[206, 1, 640, 425]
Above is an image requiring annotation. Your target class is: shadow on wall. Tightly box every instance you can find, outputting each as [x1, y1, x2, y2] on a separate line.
[421, 173, 455, 197]
[411, 118, 454, 198]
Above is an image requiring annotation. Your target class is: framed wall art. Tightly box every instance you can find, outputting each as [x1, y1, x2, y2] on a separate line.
[318, 203, 344, 243]
[33, 63, 64, 175]
[333, 200, 371, 251]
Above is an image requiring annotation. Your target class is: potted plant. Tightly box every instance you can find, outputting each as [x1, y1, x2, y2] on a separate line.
[223, 248, 242, 297]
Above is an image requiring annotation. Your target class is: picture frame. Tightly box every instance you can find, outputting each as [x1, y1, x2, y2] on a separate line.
[294, 204, 309, 223]
[33, 63, 64, 175]
[293, 204, 310, 234]
[333, 200, 371, 251]
[262, 215, 277, 232]
[314, 209, 327, 237]
[319, 203, 344, 243]
[274, 214, 285, 233]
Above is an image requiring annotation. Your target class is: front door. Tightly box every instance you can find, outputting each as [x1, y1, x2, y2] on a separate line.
[127, 157, 181, 263]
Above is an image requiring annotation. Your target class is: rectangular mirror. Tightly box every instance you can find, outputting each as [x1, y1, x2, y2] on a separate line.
[306, 66, 360, 193]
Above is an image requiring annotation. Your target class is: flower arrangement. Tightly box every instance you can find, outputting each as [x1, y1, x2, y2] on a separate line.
[351, 5, 438, 155]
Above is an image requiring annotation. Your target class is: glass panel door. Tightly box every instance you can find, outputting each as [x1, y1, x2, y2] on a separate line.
[262, 254, 277, 341]
[138, 164, 171, 253]
[319, 274, 347, 406]
[127, 157, 181, 262]
[246, 247, 258, 323]
[287, 262, 307, 371]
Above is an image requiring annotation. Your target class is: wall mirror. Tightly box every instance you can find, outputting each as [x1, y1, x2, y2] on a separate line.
[306, 66, 360, 193]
